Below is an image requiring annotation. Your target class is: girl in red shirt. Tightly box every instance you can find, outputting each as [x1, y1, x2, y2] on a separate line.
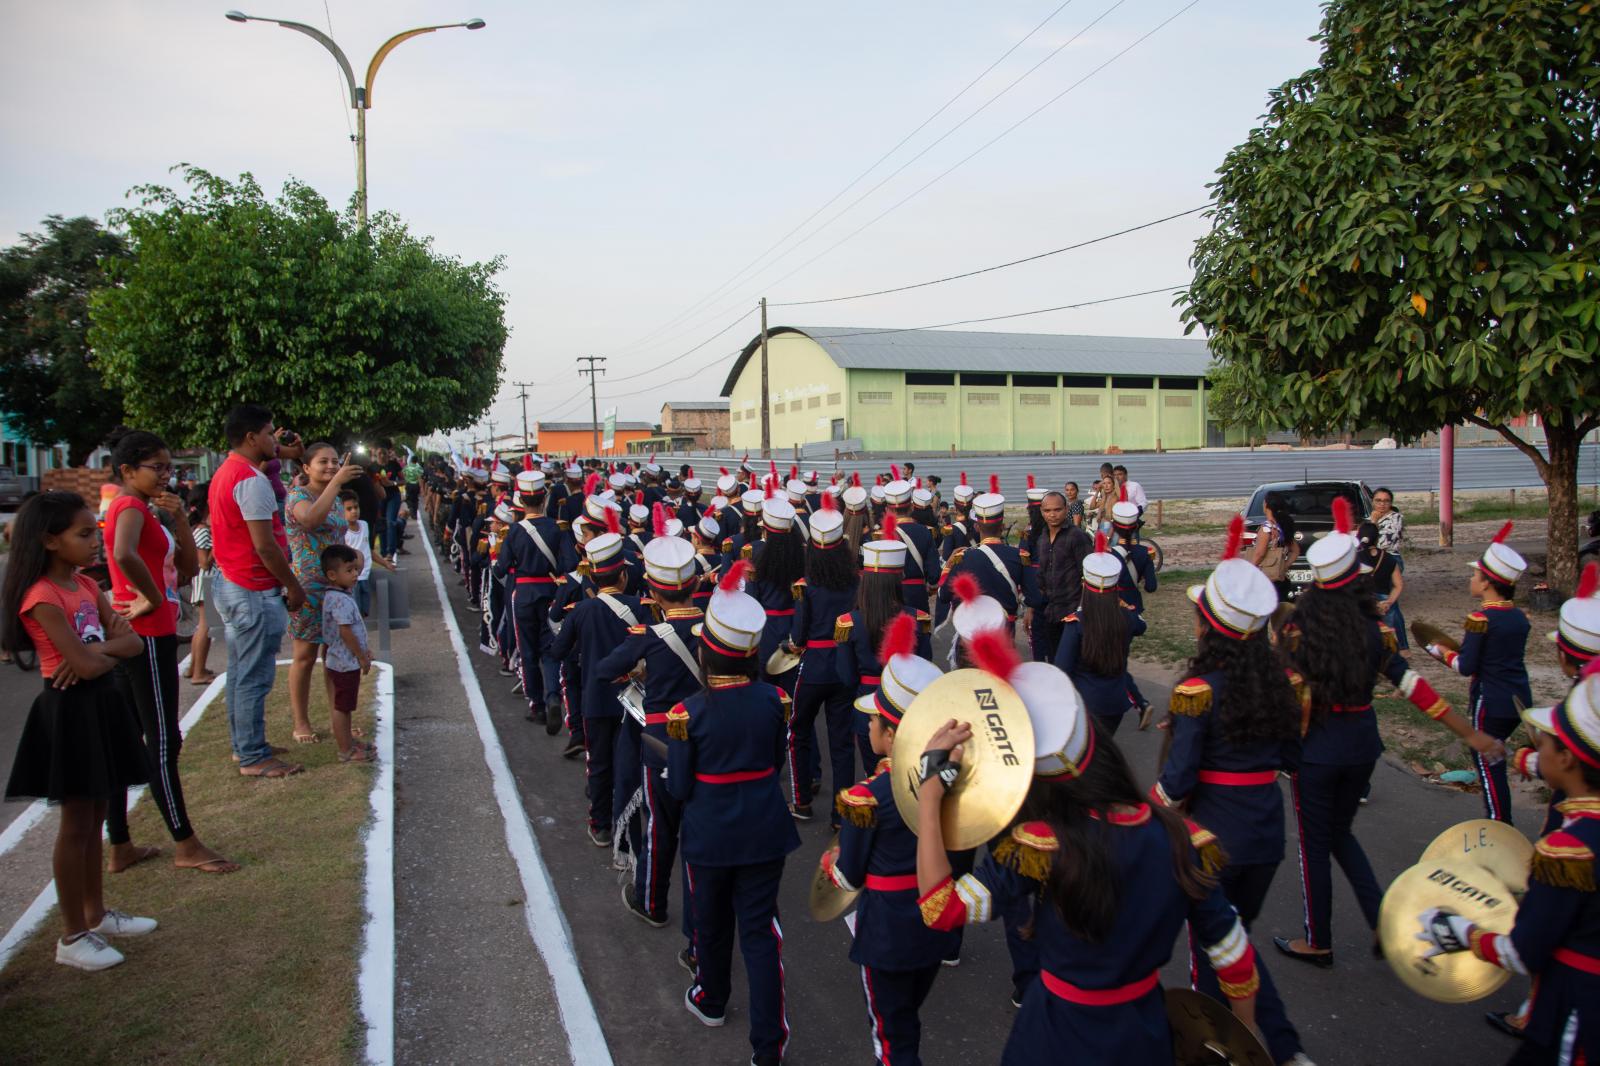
[103, 430, 237, 876]
[1, 491, 158, 972]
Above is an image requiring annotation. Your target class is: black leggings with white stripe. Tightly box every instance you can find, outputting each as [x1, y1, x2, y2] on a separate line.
[107, 634, 193, 845]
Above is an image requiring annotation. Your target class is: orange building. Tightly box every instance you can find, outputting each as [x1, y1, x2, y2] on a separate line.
[534, 420, 656, 459]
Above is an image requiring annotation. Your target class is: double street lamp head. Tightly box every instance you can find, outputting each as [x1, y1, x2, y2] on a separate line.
[464, 19, 486, 30]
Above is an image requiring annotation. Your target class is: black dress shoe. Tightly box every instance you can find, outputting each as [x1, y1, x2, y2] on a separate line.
[1484, 1012, 1526, 1040]
[1273, 936, 1334, 969]
[544, 707, 563, 736]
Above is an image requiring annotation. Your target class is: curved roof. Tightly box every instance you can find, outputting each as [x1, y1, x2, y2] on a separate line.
[719, 325, 1212, 396]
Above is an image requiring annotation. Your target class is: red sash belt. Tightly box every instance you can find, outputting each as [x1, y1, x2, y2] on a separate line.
[903, 578, 926, 586]
[1041, 968, 1159, 1006]
[1330, 703, 1373, 714]
[765, 609, 795, 617]
[644, 712, 669, 726]
[516, 575, 555, 584]
[695, 767, 776, 784]
[864, 873, 919, 892]
[1554, 947, 1600, 975]
[860, 675, 881, 686]
[805, 640, 837, 649]
[1197, 770, 1278, 786]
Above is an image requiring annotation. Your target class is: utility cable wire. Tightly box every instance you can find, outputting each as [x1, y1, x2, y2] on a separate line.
[600, 307, 756, 386]
[595, 0, 1082, 360]
[771, 206, 1204, 307]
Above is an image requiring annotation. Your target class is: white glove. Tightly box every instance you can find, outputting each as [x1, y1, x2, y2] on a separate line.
[1416, 907, 1473, 959]
[1426, 643, 1445, 660]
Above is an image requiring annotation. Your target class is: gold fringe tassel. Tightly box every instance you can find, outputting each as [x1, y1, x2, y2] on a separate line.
[835, 791, 876, 828]
[1531, 852, 1596, 892]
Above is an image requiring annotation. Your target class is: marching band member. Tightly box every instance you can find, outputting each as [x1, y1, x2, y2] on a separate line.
[548, 515, 597, 758]
[1275, 500, 1504, 966]
[1051, 534, 1148, 736]
[1417, 672, 1600, 1066]
[883, 470, 935, 617]
[678, 469, 705, 528]
[783, 497, 858, 823]
[550, 509, 649, 847]
[751, 495, 806, 696]
[938, 479, 1027, 638]
[1154, 516, 1311, 1066]
[723, 490, 764, 564]
[823, 613, 954, 1066]
[842, 477, 872, 556]
[1425, 523, 1534, 824]
[667, 561, 800, 1066]
[493, 468, 566, 730]
[1109, 500, 1158, 614]
[688, 513, 722, 613]
[913, 632, 1260, 1065]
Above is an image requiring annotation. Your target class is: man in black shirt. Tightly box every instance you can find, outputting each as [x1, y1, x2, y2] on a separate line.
[1025, 490, 1092, 662]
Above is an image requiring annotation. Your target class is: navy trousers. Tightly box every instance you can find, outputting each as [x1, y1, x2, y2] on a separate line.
[788, 679, 855, 814]
[1474, 704, 1517, 824]
[511, 587, 554, 711]
[686, 858, 789, 1059]
[1291, 762, 1382, 951]
[635, 765, 682, 918]
[860, 963, 941, 1066]
[1190, 862, 1302, 1063]
[584, 715, 621, 831]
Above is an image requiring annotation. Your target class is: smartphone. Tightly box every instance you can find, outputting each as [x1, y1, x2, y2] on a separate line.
[341, 452, 352, 466]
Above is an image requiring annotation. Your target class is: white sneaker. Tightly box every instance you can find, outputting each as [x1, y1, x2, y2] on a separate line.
[92, 909, 158, 937]
[56, 931, 124, 971]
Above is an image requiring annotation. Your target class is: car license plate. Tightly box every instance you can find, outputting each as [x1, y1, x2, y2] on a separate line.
[1288, 570, 1314, 583]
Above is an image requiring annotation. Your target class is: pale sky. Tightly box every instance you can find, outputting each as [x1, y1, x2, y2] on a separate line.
[0, 1, 1325, 438]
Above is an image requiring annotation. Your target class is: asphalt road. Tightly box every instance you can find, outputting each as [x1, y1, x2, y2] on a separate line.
[439, 577, 1542, 1066]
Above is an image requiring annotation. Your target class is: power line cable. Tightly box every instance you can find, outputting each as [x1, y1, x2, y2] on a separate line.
[601, 307, 756, 386]
[595, 0, 1082, 360]
[771, 206, 1204, 307]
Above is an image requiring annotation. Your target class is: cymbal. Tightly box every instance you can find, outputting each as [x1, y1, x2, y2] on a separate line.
[1165, 988, 1273, 1066]
[1420, 819, 1533, 895]
[1378, 860, 1517, 1003]
[890, 669, 1035, 852]
[1412, 621, 1461, 654]
[807, 834, 860, 922]
[766, 645, 802, 677]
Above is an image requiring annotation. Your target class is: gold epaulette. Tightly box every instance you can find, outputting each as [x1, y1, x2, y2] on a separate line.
[917, 609, 932, 634]
[834, 613, 854, 643]
[1378, 623, 1398, 654]
[577, 559, 593, 577]
[943, 547, 967, 570]
[741, 544, 754, 561]
[665, 703, 690, 742]
[1018, 548, 1032, 563]
[991, 821, 1057, 882]
[1170, 678, 1212, 717]
[1062, 613, 1079, 623]
[1285, 668, 1310, 711]
[1464, 611, 1488, 634]
[792, 578, 806, 602]
[835, 783, 877, 828]
[1531, 831, 1596, 891]
[1185, 818, 1228, 877]
[627, 624, 647, 636]
[940, 524, 953, 536]
[720, 537, 734, 553]
[1281, 622, 1302, 654]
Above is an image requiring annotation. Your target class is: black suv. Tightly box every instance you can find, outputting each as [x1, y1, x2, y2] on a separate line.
[1241, 481, 1372, 597]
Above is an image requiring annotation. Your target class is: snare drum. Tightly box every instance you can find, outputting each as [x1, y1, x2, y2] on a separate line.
[620, 680, 647, 725]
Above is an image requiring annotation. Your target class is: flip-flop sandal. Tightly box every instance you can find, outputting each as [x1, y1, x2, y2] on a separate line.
[293, 732, 322, 744]
[338, 744, 378, 764]
[189, 673, 217, 686]
[239, 758, 303, 779]
[230, 745, 287, 763]
[351, 725, 365, 739]
[176, 856, 241, 875]
[109, 845, 161, 873]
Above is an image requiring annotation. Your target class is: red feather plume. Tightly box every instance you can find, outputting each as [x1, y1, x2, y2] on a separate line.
[1094, 529, 1109, 554]
[604, 505, 622, 537]
[1578, 561, 1600, 600]
[583, 473, 601, 496]
[830, 473, 839, 486]
[951, 572, 981, 606]
[764, 478, 776, 500]
[882, 510, 898, 540]
[960, 471, 968, 487]
[969, 628, 1021, 681]
[789, 465, 799, 482]
[686, 466, 695, 479]
[875, 474, 884, 486]
[1222, 514, 1245, 561]
[719, 466, 730, 477]
[989, 475, 1000, 496]
[852, 472, 861, 488]
[821, 490, 837, 513]
[891, 464, 901, 482]
[1027, 473, 1036, 490]
[1331, 496, 1353, 535]
[878, 612, 917, 664]
[652, 502, 669, 539]
[718, 558, 749, 594]
[1118, 483, 1128, 503]
[769, 459, 779, 483]
[1492, 521, 1513, 545]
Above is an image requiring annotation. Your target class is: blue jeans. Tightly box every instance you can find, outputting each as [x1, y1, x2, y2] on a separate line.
[381, 494, 402, 558]
[356, 578, 372, 617]
[213, 574, 288, 767]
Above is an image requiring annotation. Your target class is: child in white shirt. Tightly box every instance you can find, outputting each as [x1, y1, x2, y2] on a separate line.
[341, 493, 393, 616]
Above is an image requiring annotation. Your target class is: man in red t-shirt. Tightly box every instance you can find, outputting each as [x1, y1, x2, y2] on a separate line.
[209, 404, 307, 777]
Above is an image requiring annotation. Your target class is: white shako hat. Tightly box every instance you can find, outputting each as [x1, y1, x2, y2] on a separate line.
[1520, 673, 1600, 771]
[1111, 501, 1142, 529]
[786, 479, 807, 503]
[1476, 522, 1527, 585]
[605, 472, 627, 493]
[1082, 532, 1125, 593]
[964, 627, 1091, 778]
[1553, 563, 1600, 662]
[952, 473, 975, 503]
[740, 489, 764, 516]
[761, 497, 796, 532]
[695, 514, 722, 542]
[716, 471, 739, 495]
[854, 613, 942, 722]
[468, 463, 489, 483]
[1305, 497, 1360, 588]
[701, 561, 764, 656]
[842, 485, 869, 513]
[584, 531, 626, 573]
[684, 477, 703, 494]
[664, 518, 685, 538]
[884, 478, 913, 505]
[803, 470, 819, 485]
[643, 534, 697, 590]
[515, 469, 545, 495]
[1024, 475, 1046, 503]
[493, 503, 517, 524]
[861, 537, 906, 572]
[491, 463, 512, 486]
[564, 463, 582, 479]
[584, 493, 620, 525]
[947, 571, 1008, 642]
[808, 507, 845, 547]
[643, 460, 663, 476]
[709, 495, 730, 511]
[869, 485, 887, 504]
[628, 504, 649, 527]
[1187, 517, 1280, 638]
[911, 487, 934, 508]
[970, 492, 1005, 520]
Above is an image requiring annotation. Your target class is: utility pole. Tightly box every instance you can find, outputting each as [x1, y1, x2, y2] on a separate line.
[759, 296, 771, 459]
[577, 356, 607, 458]
[513, 380, 534, 452]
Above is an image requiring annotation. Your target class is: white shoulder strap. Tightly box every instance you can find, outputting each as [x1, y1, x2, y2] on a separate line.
[975, 545, 1018, 594]
[596, 592, 641, 626]
[518, 518, 559, 570]
[895, 527, 925, 572]
[651, 622, 703, 680]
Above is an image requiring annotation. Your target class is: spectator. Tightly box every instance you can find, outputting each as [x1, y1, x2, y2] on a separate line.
[1086, 473, 1117, 535]
[1251, 491, 1299, 601]
[285, 443, 363, 744]
[209, 403, 306, 778]
[1062, 481, 1086, 528]
[342, 490, 394, 617]
[1359, 520, 1407, 648]
[346, 456, 383, 557]
[102, 429, 238, 875]
[382, 443, 409, 558]
[1370, 486, 1404, 556]
[402, 451, 422, 519]
[318, 544, 376, 763]
[1112, 464, 1148, 512]
[1024, 490, 1093, 662]
[367, 443, 403, 563]
[186, 488, 217, 685]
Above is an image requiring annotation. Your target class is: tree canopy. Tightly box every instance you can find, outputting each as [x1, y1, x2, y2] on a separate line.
[91, 166, 506, 449]
[1182, 0, 1599, 587]
[0, 216, 129, 465]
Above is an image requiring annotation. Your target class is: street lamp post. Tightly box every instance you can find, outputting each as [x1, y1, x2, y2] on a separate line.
[225, 11, 485, 225]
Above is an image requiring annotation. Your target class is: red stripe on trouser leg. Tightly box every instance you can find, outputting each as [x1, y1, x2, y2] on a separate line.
[773, 915, 790, 1057]
[1473, 697, 1500, 821]
[641, 771, 659, 913]
[861, 965, 893, 1065]
[788, 704, 802, 804]
[1291, 773, 1319, 949]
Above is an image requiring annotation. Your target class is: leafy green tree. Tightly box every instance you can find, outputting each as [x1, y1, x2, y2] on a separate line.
[0, 216, 129, 465]
[1182, 0, 1598, 589]
[91, 166, 506, 450]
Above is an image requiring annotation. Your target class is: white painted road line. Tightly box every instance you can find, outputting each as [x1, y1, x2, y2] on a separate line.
[419, 531, 614, 1066]
[358, 661, 397, 1066]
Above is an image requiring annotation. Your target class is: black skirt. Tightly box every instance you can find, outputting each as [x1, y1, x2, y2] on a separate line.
[5, 674, 150, 803]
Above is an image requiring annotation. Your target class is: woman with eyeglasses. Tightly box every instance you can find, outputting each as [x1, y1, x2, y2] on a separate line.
[102, 429, 238, 876]
[1367, 489, 1407, 648]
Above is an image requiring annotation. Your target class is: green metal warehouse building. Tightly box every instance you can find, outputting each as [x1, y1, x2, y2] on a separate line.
[720, 326, 1216, 453]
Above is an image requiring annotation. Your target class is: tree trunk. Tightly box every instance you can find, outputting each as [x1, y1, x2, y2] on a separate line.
[1544, 422, 1581, 593]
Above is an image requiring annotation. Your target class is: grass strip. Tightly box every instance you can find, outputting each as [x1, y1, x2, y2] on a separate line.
[0, 666, 377, 1066]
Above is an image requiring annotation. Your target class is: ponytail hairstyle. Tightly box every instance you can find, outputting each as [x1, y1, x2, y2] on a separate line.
[1076, 585, 1130, 678]
[1, 492, 91, 670]
[854, 570, 905, 652]
[188, 483, 212, 528]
